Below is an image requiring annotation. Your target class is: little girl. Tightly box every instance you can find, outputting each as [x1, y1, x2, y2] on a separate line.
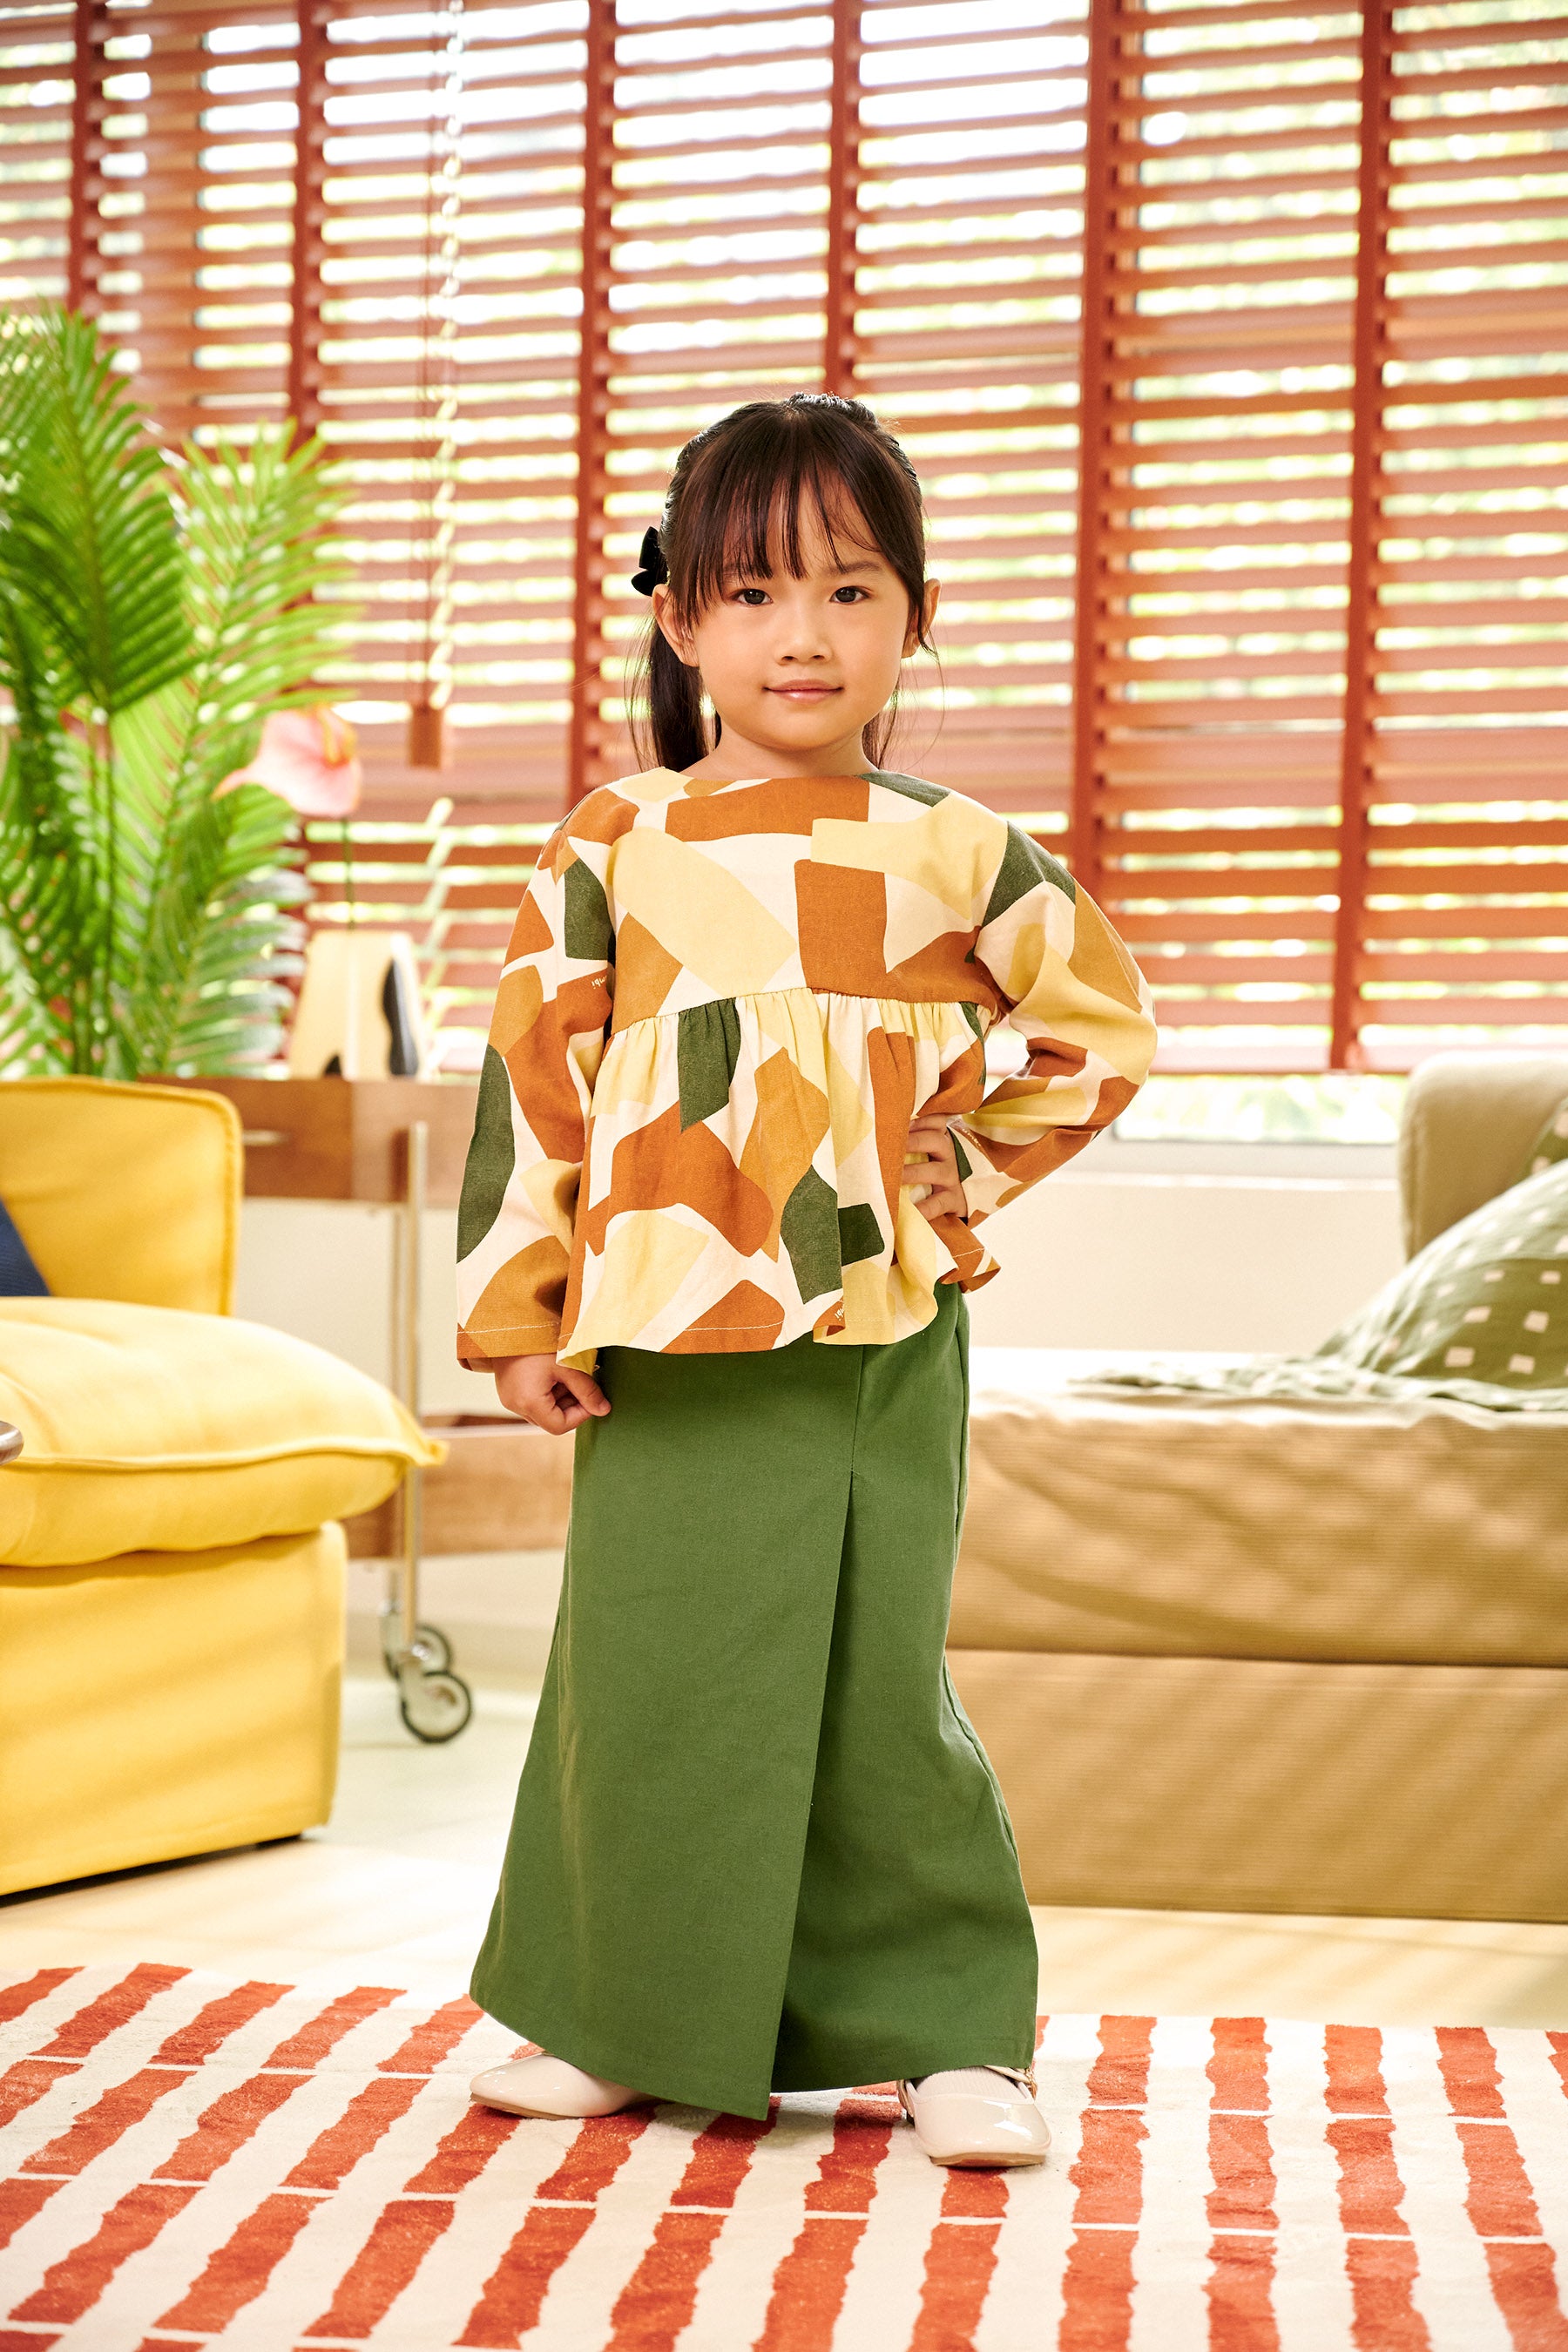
[455, 393, 1156, 2166]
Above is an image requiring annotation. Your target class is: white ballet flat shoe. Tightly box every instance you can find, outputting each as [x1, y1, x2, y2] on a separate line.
[470, 2053, 647, 2119]
[898, 2065, 1051, 2168]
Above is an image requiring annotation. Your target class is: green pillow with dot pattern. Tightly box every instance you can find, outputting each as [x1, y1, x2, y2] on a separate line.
[1320, 1156, 1568, 1391]
[1522, 1096, 1568, 1180]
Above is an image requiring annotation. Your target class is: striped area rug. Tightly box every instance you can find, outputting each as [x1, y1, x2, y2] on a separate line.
[3, 1968, 1568, 2350]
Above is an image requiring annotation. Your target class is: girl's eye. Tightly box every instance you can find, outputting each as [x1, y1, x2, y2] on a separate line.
[736, 586, 768, 606]
[831, 585, 868, 604]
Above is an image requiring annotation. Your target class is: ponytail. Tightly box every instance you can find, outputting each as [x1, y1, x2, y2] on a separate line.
[633, 620, 711, 774]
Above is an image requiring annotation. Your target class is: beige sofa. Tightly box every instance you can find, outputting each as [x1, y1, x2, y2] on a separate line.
[950, 1052, 1568, 1926]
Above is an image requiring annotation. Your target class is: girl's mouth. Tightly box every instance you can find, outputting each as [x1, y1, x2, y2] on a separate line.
[768, 685, 841, 700]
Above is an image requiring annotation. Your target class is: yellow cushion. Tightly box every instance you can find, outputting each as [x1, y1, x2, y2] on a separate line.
[0, 1078, 240, 1312]
[0, 1298, 444, 1566]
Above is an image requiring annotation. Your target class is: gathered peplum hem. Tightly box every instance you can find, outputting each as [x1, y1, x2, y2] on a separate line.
[551, 987, 997, 1367]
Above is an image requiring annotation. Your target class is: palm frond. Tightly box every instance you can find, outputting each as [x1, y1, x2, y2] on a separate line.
[0, 313, 362, 1078]
[113, 425, 356, 1070]
[0, 581, 105, 1068]
[0, 308, 189, 716]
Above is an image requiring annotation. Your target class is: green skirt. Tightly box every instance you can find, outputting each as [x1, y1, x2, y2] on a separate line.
[470, 1286, 1038, 2120]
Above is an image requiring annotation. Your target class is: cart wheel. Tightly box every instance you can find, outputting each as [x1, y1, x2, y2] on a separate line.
[398, 1668, 473, 1744]
[381, 1621, 452, 1679]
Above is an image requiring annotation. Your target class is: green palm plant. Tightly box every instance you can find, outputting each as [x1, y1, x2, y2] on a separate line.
[0, 305, 356, 1077]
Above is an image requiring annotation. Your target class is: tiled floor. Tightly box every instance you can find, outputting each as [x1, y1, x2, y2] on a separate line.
[3, 1672, 1568, 2028]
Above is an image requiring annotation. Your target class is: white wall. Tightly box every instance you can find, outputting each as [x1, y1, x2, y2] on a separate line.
[967, 1140, 1403, 1355]
[233, 1139, 1406, 1401]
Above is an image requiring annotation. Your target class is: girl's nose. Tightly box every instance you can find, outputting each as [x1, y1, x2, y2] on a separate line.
[778, 622, 832, 660]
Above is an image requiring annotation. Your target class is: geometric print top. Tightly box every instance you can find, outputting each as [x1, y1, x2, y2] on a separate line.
[456, 765, 1159, 1370]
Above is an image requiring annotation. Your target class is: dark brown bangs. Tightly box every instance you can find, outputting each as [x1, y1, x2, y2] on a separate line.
[676, 439, 892, 625]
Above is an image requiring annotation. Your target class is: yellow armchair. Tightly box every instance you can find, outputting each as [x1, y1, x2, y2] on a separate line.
[0, 1078, 440, 1896]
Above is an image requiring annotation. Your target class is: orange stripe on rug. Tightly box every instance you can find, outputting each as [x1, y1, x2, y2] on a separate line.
[154, 2188, 321, 2334]
[1206, 2230, 1280, 2352]
[752, 2215, 866, 2352]
[0, 2061, 77, 2135]
[1069, 2111, 1147, 2230]
[9, 2180, 199, 2326]
[909, 2217, 1002, 2351]
[1326, 2025, 1390, 2118]
[403, 2099, 520, 2194]
[1059, 2017, 1153, 2352]
[939, 2167, 1010, 2221]
[0, 1971, 78, 2029]
[1550, 2034, 1568, 2101]
[1480, 2244, 1568, 2352]
[0, 2176, 64, 2254]
[21, 2065, 192, 2175]
[150, 1981, 290, 2066]
[456, 2112, 652, 2349]
[1207, 2019, 1278, 2258]
[155, 2071, 308, 2184]
[670, 2107, 774, 2208]
[603, 2112, 777, 2351]
[753, 2092, 900, 2350]
[1342, 2238, 1433, 2352]
[805, 2092, 899, 2214]
[378, 1997, 483, 2076]
[1060, 2227, 1138, 2352]
[282, 2076, 425, 2193]
[1208, 2113, 1278, 2234]
[300, 2193, 455, 2339]
[459, 2203, 598, 2349]
[1437, 2026, 1568, 2344]
[1085, 2015, 1154, 2112]
[1209, 2017, 1270, 2116]
[605, 2207, 729, 2349]
[1436, 2028, 1507, 2120]
[265, 1986, 402, 2072]
[534, 2111, 652, 2203]
[1327, 2118, 1409, 2240]
[1451, 2116, 1544, 2244]
[906, 2163, 1012, 2348]
[1206, 2019, 1280, 2349]
[1326, 2029, 1429, 2352]
[32, 1965, 186, 2061]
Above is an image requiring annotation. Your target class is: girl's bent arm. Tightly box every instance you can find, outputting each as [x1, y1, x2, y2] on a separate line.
[456, 823, 613, 1368]
[950, 827, 1158, 1227]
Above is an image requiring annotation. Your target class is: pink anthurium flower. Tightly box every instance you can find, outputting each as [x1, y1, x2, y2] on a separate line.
[218, 706, 362, 818]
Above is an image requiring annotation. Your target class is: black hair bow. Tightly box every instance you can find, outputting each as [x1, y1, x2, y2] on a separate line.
[631, 525, 668, 596]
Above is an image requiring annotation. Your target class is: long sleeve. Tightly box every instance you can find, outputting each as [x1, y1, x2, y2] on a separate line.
[950, 827, 1157, 1233]
[456, 823, 614, 1365]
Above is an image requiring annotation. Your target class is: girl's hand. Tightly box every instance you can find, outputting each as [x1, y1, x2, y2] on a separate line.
[491, 1351, 611, 1435]
[905, 1116, 968, 1227]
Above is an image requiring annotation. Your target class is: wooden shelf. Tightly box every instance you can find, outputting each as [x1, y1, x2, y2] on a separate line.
[160, 1077, 478, 1206]
[344, 1421, 572, 1558]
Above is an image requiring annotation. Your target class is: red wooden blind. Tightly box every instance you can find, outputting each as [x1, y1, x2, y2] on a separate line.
[3, 0, 1565, 1071]
[1074, 0, 1568, 1074]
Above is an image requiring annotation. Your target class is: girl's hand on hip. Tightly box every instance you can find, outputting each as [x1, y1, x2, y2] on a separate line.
[491, 1352, 611, 1434]
[905, 1117, 968, 1226]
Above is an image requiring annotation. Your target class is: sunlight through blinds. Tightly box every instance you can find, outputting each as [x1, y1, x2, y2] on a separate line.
[3, 0, 1565, 1068]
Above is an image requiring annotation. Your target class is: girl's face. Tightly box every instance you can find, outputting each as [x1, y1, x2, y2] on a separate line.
[653, 499, 939, 773]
